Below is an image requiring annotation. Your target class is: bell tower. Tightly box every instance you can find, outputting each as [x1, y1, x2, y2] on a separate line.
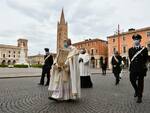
[57, 9, 68, 52]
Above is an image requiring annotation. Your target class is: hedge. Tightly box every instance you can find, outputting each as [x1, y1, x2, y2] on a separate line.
[30, 64, 43, 68]
[14, 64, 29, 68]
[0, 65, 8, 67]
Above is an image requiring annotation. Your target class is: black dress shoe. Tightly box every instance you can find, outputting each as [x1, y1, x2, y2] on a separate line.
[38, 83, 44, 85]
[115, 82, 119, 85]
[134, 92, 138, 97]
[45, 84, 49, 86]
[136, 97, 142, 103]
[48, 97, 58, 101]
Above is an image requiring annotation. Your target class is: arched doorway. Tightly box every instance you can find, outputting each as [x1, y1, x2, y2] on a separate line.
[13, 60, 16, 64]
[2, 60, 6, 65]
[8, 60, 11, 65]
[91, 56, 95, 68]
[99, 57, 103, 68]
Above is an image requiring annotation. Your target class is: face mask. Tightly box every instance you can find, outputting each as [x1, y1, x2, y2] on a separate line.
[133, 40, 140, 46]
[46, 52, 49, 55]
[64, 43, 68, 48]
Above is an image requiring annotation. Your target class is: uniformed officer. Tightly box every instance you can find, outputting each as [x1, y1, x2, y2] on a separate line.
[111, 51, 123, 85]
[128, 34, 148, 103]
[38, 48, 53, 86]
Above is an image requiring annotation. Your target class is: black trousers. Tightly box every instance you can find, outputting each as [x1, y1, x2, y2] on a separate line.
[40, 67, 50, 85]
[102, 69, 106, 75]
[130, 72, 144, 98]
[113, 73, 120, 84]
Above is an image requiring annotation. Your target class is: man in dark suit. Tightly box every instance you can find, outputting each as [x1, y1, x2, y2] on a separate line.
[128, 34, 148, 103]
[38, 48, 53, 86]
[111, 51, 123, 85]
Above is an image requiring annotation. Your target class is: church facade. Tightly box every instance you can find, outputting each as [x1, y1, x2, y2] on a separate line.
[0, 39, 28, 65]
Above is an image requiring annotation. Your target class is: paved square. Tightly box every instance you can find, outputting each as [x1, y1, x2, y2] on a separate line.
[0, 70, 150, 113]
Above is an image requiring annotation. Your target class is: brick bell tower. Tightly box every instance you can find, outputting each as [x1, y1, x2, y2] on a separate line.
[57, 9, 68, 53]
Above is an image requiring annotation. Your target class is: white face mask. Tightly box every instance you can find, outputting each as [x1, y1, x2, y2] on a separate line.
[46, 52, 49, 55]
[133, 40, 140, 46]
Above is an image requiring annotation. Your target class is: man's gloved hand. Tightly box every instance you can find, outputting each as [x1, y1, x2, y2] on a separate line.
[79, 58, 83, 63]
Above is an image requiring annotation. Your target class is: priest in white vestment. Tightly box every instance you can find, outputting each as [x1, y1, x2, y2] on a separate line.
[79, 48, 93, 88]
[48, 39, 80, 101]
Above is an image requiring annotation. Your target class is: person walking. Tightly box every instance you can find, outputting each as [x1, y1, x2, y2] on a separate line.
[111, 51, 123, 85]
[48, 39, 80, 101]
[128, 34, 148, 103]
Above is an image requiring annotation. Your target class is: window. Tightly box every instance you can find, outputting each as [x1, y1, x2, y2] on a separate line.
[3, 54, 5, 58]
[91, 49, 94, 55]
[59, 33, 61, 37]
[9, 55, 10, 57]
[123, 46, 126, 53]
[14, 51, 15, 54]
[147, 32, 150, 37]
[14, 55, 15, 58]
[123, 36, 126, 41]
[96, 49, 98, 53]
[147, 44, 150, 51]
[113, 38, 115, 42]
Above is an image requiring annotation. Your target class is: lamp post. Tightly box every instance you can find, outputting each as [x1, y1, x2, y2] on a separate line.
[118, 24, 121, 54]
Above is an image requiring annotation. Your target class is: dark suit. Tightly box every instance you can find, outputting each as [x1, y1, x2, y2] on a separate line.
[111, 55, 122, 85]
[128, 47, 148, 98]
[40, 54, 53, 85]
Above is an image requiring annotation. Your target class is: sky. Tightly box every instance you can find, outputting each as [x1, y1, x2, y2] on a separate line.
[0, 0, 150, 55]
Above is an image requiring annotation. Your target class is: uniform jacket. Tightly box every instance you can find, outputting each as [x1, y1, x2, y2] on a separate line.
[111, 55, 122, 74]
[128, 47, 148, 74]
[43, 54, 53, 69]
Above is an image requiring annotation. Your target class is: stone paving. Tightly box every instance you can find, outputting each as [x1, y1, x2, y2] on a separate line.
[0, 68, 111, 78]
[0, 70, 150, 113]
[0, 68, 42, 78]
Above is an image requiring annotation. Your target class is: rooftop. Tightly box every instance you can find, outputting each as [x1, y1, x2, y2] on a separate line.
[0, 44, 19, 49]
[107, 26, 150, 38]
[73, 38, 107, 45]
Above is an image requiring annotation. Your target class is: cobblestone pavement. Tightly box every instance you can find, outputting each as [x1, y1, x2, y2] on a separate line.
[0, 68, 111, 78]
[0, 71, 150, 113]
[0, 68, 42, 78]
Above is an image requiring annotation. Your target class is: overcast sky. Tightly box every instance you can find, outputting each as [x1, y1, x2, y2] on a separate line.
[0, 0, 150, 55]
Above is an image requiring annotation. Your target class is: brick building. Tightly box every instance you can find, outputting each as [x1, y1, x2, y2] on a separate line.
[107, 27, 150, 68]
[73, 38, 108, 68]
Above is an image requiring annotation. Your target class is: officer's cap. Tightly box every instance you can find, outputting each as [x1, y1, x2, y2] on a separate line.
[132, 34, 142, 40]
[44, 48, 49, 52]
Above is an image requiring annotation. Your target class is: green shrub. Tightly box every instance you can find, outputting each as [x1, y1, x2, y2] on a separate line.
[0, 64, 8, 67]
[14, 64, 29, 68]
[31, 64, 43, 68]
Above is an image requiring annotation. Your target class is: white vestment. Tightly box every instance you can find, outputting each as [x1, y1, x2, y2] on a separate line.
[48, 46, 81, 100]
[65, 45, 81, 99]
[78, 53, 90, 76]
